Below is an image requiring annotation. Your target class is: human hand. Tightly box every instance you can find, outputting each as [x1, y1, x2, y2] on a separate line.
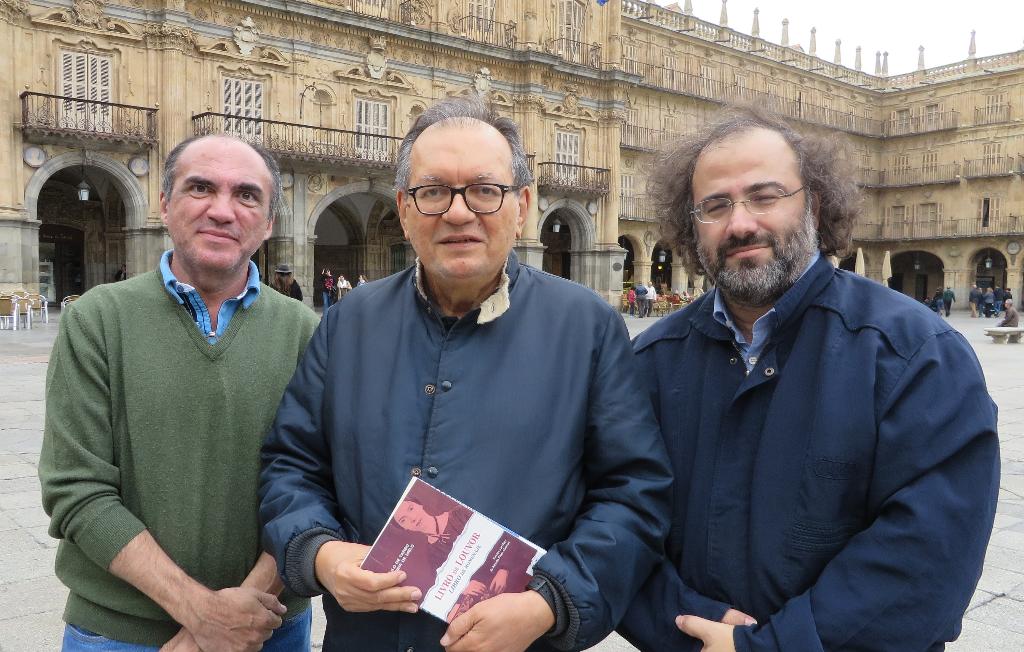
[315, 541, 421, 613]
[440, 590, 554, 651]
[676, 615, 736, 652]
[183, 587, 285, 652]
[488, 569, 508, 594]
[158, 629, 200, 652]
[462, 580, 488, 599]
[720, 608, 757, 626]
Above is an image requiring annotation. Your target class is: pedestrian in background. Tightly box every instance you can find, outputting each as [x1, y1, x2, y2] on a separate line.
[627, 286, 637, 316]
[998, 299, 1018, 327]
[321, 268, 335, 310]
[273, 263, 303, 301]
[969, 284, 981, 318]
[994, 287, 1005, 317]
[983, 287, 995, 317]
[943, 286, 955, 317]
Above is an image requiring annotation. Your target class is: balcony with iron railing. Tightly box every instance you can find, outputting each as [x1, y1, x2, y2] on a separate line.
[974, 104, 1012, 126]
[854, 214, 1024, 241]
[621, 61, 883, 137]
[536, 162, 609, 194]
[452, 15, 517, 48]
[619, 194, 658, 222]
[857, 163, 961, 188]
[191, 113, 402, 168]
[20, 91, 158, 146]
[882, 110, 959, 137]
[962, 156, 1017, 179]
[547, 38, 601, 68]
[620, 124, 674, 152]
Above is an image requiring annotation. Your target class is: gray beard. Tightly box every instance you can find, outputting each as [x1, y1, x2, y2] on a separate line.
[698, 207, 819, 308]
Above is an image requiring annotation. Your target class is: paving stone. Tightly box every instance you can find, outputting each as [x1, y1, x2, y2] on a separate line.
[963, 595, 1024, 635]
[950, 614, 1024, 651]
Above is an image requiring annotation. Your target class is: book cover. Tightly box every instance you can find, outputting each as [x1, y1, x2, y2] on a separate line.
[361, 477, 546, 622]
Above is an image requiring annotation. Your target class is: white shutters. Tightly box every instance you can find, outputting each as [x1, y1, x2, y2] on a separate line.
[557, 0, 585, 63]
[355, 98, 390, 160]
[555, 130, 581, 183]
[698, 64, 715, 99]
[60, 51, 112, 132]
[623, 42, 639, 74]
[223, 77, 264, 138]
[621, 174, 634, 197]
[468, 0, 495, 21]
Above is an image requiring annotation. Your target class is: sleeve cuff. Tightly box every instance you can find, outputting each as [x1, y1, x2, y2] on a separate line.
[284, 528, 341, 597]
[528, 570, 581, 651]
[72, 500, 148, 570]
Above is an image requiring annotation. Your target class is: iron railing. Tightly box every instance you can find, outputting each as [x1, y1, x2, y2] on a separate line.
[547, 38, 601, 68]
[620, 124, 675, 151]
[20, 91, 157, 142]
[854, 214, 1024, 240]
[975, 104, 1012, 126]
[882, 110, 959, 136]
[536, 162, 609, 193]
[191, 113, 402, 168]
[858, 163, 961, 187]
[963, 157, 1016, 179]
[453, 15, 517, 48]
[619, 194, 658, 221]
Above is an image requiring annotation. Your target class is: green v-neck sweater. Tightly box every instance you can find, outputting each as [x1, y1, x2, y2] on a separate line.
[39, 270, 320, 645]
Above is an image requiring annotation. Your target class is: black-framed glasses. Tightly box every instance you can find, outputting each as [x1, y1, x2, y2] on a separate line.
[691, 186, 806, 224]
[406, 183, 519, 215]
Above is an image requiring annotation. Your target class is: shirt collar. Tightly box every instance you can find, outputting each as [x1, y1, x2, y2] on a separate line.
[413, 257, 512, 325]
[159, 250, 262, 308]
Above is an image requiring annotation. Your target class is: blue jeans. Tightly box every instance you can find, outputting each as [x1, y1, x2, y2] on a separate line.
[62, 607, 312, 651]
[322, 291, 334, 310]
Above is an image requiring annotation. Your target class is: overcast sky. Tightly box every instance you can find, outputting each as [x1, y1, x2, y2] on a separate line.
[653, 0, 1023, 75]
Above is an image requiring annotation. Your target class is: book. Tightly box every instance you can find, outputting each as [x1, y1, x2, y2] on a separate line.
[361, 477, 546, 623]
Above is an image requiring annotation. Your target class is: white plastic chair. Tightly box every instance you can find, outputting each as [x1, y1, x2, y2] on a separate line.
[0, 296, 15, 330]
[26, 293, 48, 324]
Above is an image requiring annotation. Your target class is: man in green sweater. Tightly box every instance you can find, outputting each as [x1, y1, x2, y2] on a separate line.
[40, 135, 319, 651]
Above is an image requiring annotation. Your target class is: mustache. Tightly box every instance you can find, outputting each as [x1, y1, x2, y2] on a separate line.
[719, 233, 776, 256]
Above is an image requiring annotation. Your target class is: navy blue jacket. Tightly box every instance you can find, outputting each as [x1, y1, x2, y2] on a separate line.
[619, 257, 999, 651]
[259, 253, 672, 651]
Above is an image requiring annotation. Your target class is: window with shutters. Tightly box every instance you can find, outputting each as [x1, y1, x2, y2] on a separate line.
[891, 108, 911, 135]
[222, 77, 264, 138]
[923, 103, 941, 129]
[468, 0, 495, 30]
[982, 142, 1002, 163]
[979, 197, 1001, 227]
[891, 205, 907, 222]
[355, 98, 390, 160]
[922, 151, 938, 171]
[623, 42, 639, 74]
[621, 174, 634, 197]
[60, 51, 112, 132]
[663, 53, 676, 89]
[555, 130, 581, 184]
[557, 0, 585, 63]
[698, 65, 716, 99]
[892, 154, 910, 170]
[918, 203, 939, 222]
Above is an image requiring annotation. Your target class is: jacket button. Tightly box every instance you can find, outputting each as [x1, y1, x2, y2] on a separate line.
[406, 648, 415, 652]
[764, 367, 776, 377]
[411, 467, 422, 477]
[729, 357, 738, 365]
[424, 384, 436, 395]
[440, 380, 452, 391]
[427, 466, 438, 478]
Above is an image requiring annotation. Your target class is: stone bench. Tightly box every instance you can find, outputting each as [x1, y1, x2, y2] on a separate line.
[984, 327, 1024, 343]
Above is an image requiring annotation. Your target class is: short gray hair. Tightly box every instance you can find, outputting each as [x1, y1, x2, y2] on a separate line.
[161, 134, 286, 222]
[394, 95, 533, 191]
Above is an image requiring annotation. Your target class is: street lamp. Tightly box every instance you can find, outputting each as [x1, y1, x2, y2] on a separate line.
[657, 250, 667, 263]
[77, 179, 90, 202]
[551, 217, 562, 233]
[913, 255, 920, 271]
[985, 255, 993, 270]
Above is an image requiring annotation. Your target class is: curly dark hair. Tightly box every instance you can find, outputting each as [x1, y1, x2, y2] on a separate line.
[649, 104, 861, 276]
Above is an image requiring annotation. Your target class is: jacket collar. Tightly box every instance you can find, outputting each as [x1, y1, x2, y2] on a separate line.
[412, 250, 522, 324]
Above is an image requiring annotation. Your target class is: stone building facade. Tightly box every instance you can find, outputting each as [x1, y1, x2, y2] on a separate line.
[0, 0, 1021, 308]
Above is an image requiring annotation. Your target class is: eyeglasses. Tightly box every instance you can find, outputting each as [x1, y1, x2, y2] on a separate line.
[691, 186, 806, 224]
[406, 183, 519, 215]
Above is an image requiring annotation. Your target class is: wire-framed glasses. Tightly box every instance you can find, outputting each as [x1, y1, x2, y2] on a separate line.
[691, 186, 806, 224]
[406, 183, 519, 215]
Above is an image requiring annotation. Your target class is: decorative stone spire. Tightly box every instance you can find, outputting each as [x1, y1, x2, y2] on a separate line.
[720, 0, 728, 27]
[809, 27, 816, 57]
[834, 39, 841, 64]
[968, 30, 977, 59]
[683, 0, 693, 16]
[855, 45, 862, 71]
[751, 8, 760, 38]
[781, 18, 789, 47]
[882, 51, 889, 76]
[875, 50, 881, 74]
[917, 45, 925, 71]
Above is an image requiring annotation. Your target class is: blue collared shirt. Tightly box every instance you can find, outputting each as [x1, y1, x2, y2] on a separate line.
[159, 250, 261, 343]
[712, 252, 820, 372]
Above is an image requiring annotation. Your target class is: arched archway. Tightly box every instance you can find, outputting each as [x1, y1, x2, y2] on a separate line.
[617, 235, 637, 285]
[971, 247, 1008, 291]
[539, 200, 595, 281]
[26, 151, 146, 229]
[651, 242, 673, 292]
[890, 251, 944, 301]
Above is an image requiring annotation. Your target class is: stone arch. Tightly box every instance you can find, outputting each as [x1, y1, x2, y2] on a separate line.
[306, 179, 394, 234]
[538, 199, 595, 251]
[26, 151, 147, 230]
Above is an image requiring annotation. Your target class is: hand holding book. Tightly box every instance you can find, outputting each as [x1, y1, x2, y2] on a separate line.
[315, 540, 421, 614]
[439, 590, 555, 651]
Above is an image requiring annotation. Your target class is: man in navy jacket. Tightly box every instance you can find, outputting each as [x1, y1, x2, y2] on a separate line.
[258, 96, 672, 651]
[618, 106, 1000, 651]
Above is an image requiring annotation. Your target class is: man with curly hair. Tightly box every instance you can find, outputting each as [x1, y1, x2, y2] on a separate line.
[618, 106, 1000, 652]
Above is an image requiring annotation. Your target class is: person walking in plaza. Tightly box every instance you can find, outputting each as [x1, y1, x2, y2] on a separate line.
[336, 274, 352, 300]
[272, 263, 303, 301]
[634, 282, 648, 316]
[627, 285, 637, 316]
[984, 286, 995, 317]
[943, 286, 955, 317]
[969, 284, 981, 317]
[39, 135, 319, 651]
[258, 96, 672, 652]
[320, 268, 335, 310]
[932, 288, 945, 317]
[994, 286, 1005, 317]
[998, 298, 1018, 327]
[618, 105, 999, 652]
[648, 281, 658, 317]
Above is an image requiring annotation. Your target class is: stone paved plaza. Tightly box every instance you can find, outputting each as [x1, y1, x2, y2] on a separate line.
[1, 311, 1022, 651]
